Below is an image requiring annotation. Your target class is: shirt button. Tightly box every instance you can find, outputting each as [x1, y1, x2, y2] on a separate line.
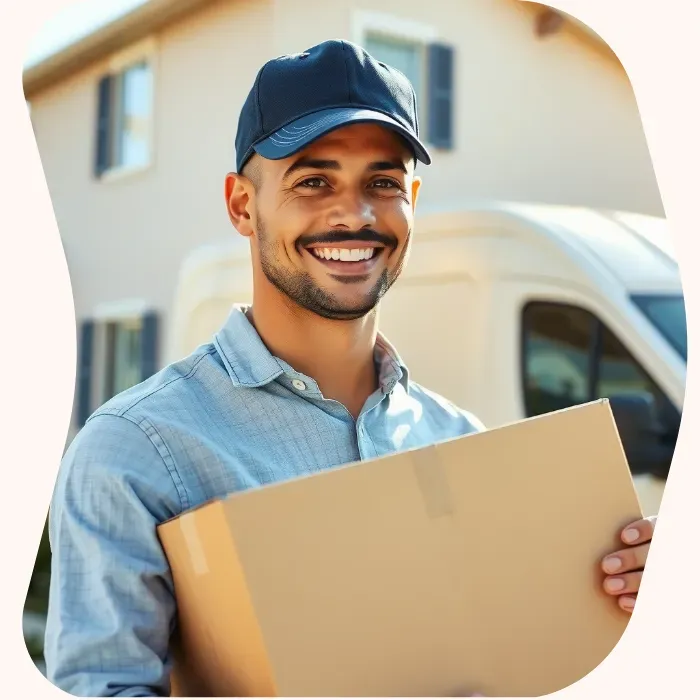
[292, 379, 307, 391]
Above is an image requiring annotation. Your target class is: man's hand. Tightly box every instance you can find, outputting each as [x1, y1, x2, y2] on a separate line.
[601, 515, 657, 613]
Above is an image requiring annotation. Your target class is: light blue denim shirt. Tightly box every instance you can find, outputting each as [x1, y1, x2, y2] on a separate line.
[45, 306, 484, 697]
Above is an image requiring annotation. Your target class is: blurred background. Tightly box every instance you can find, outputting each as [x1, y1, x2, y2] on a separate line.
[22, 0, 685, 675]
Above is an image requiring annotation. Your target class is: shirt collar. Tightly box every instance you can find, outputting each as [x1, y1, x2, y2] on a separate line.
[214, 305, 410, 393]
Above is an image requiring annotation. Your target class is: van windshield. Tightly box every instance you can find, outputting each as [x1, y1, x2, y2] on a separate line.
[632, 294, 687, 362]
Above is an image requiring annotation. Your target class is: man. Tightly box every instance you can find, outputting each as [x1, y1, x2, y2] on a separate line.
[45, 40, 656, 697]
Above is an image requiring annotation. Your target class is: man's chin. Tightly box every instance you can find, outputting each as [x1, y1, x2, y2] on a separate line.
[313, 273, 397, 320]
[261, 262, 389, 321]
[307, 302, 378, 322]
[299, 290, 380, 321]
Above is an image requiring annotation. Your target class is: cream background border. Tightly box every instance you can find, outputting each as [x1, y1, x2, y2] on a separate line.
[1, 0, 697, 696]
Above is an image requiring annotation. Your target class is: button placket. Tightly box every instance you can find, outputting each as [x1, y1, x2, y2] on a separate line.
[356, 419, 374, 460]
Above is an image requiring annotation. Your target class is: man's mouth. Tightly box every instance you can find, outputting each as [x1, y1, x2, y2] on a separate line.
[303, 243, 384, 275]
[310, 247, 379, 262]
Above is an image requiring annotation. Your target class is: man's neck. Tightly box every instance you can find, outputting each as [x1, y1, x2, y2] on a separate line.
[246, 296, 379, 420]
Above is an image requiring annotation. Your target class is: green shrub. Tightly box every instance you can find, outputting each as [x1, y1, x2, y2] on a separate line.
[25, 517, 51, 615]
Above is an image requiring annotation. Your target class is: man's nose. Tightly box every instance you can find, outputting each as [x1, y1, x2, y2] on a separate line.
[326, 193, 377, 231]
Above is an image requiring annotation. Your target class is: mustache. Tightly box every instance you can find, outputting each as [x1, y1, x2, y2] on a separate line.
[297, 229, 398, 249]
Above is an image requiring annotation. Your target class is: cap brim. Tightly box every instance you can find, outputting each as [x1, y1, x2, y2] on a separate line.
[253, 107, 431, 165]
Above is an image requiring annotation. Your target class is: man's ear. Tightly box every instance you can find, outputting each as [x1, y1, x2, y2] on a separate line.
[224, 173, 255, 238]
[411, 176, 422, 214]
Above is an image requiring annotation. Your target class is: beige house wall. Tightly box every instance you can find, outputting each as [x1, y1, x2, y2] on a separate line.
[26, 0, 662, 431]
[30, 0, 273, 328]
[269, 0, 661, 215]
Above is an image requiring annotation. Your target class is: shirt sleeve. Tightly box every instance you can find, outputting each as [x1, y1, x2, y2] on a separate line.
[459, 408, 487, 433]
[44, 413, 184, 697]
[409, 382, 487, 436]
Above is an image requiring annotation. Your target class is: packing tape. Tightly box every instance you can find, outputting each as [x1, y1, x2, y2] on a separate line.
[179, 512, 210, 576]
[412, 445, 453, 518]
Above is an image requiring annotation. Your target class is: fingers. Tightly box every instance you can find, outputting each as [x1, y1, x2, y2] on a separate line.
[603, 570, 643, 597]
[600, 516, 656, 616]
[602, 542, 650, 575]
[618, 594, 637, 613]
[620, 515, 657, 546]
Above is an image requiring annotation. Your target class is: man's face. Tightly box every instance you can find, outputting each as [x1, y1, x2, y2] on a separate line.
[227, 123, 421, 320]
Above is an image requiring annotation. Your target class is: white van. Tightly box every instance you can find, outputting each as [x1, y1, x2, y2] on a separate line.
[168, 202, 686, 516]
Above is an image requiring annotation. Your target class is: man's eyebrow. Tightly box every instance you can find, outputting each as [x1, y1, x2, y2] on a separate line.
[283, 158, 340, 180]
[367, 160, 408, 173]
[282, 157, 409, 180]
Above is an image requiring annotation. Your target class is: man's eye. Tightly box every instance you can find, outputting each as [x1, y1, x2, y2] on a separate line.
[370, 179, 400, 189]
[299, 177, 328, 188]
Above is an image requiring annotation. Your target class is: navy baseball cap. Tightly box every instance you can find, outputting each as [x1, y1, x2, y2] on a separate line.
[234, 39, 432, 173]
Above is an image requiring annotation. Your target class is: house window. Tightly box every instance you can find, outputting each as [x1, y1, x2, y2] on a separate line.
[95, 59, 153, 176]
[104, 318, 144, 400]
[365, 34, 425, 116]
[77, 309, 159, 426]
[355, 12, 455, 150]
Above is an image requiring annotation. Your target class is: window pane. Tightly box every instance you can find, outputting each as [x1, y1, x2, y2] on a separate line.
[105, 320, 142, 399]
[364, 35, 423, 112]
[116, 61, 152, 168]
[595, 325, 680, 480]
[523, 304, 594, 416]
[596, 327, 659, 403]
[632, 294, 687, 362]
[113, 323, 142, 394]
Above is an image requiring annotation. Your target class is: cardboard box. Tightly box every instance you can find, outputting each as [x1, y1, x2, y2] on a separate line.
[158, 400, 642, 697]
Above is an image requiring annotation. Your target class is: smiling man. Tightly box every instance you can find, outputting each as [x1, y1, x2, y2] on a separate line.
[45, 40, 657, 697]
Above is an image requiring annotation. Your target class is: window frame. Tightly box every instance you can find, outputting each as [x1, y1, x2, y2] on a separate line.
[92, 300, 150, 406]
[351, 11, 452, 149]
[362, 32, 428, 119]
[102, 316, 144, 402]
[76, 300, 160, 427]
[351, 11, 439, 50]
[94, 37, 157, 182]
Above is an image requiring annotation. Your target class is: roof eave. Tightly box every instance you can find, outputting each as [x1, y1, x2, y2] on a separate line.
[23, 0, 216, 100]
[24, 0, 623, 101]
[520, 2, 623, 70]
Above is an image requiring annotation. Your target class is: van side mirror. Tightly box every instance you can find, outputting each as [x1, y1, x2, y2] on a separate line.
[608, 393, 672, 479]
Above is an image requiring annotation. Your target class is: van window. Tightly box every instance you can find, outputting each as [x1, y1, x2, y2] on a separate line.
[522, 304, 594, 416]
[632, 294, 687, 362]
[522, 301, 666, 413]
[597, 325, 659, 403]
[521, 301, 680, 479]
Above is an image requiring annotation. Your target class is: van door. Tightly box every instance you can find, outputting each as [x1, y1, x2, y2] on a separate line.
[520, 300, 680, 483]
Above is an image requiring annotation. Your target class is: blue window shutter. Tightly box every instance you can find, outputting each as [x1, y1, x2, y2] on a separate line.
[141, 311, 159, 381]
[77, 320, 95, 426]
[427, 43, 454, 149]
[95, 75, 114, 176]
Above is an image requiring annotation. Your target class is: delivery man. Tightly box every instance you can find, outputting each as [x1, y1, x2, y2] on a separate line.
[45, 40, 657, 696]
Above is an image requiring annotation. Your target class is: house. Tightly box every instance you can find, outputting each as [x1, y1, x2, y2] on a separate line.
[23, 0, 663, 441]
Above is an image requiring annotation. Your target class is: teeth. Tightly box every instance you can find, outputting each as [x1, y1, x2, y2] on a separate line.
[312, 248, 376, 261]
